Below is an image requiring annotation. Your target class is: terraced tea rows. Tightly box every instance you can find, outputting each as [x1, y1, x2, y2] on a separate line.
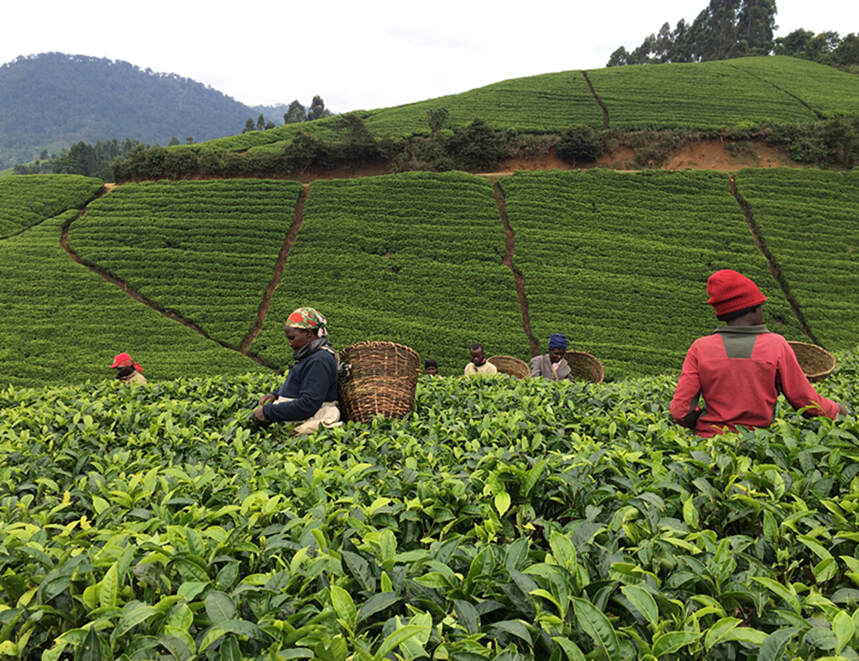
[362, 71, 604, 137]
[585, 59, 818, 130]
[728, 56, 859, 119]
[500, 169, 801, 377]
[734, 168, 859, 350]
[0, 174, 103, 238]
[0, 212, 260, 386]
[67, 179, 304, 347]
[252, 171, 526, 373]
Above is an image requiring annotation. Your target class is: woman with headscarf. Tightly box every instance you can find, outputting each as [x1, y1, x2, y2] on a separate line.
[530, 334, 572, 380]
[252, 307, 340, 434]
[109, 352, 147, 385]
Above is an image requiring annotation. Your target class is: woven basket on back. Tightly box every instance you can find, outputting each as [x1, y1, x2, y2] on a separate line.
[565, 350, 605, 384]
[338, 341, 421, 422]
[787, 341, 836, 382]
[488, 355, 530, 380]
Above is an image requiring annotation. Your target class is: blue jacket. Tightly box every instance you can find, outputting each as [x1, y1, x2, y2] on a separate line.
[262, 342, 338, 422]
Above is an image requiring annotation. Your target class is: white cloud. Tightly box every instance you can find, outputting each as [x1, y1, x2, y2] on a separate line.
[1, 0, 856, 111]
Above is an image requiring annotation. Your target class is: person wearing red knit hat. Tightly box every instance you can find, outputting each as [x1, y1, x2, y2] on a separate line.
[109, 352, 147, 385]
[670, 269, 845, 437]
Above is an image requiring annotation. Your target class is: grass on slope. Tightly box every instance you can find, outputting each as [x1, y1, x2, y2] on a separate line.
[67, 180, 303, 347]
[0, 211, 261, 387]
[728, 56, 859, 119]
[0, 174, 103, 238]
[362, 71, 604, 137]
[501, 169, 801, 378]
[252, 171, 526, 374]
[734, 168, 859, 349]
[586, 58, 818, 130]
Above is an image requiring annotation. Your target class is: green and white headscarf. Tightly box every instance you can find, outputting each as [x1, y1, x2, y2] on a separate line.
[285, 307, 328, 337]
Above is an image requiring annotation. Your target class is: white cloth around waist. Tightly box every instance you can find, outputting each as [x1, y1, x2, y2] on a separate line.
[274, 397, 341, 434]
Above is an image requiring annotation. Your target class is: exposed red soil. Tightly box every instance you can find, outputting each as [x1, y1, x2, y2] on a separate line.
[490, 140, 798, 175]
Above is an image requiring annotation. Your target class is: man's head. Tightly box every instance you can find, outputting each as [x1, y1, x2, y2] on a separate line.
[548, 334, 567, 363]
[706, 270, 767, 322]
[470, 343, 486, 365]
[425, 359, 438, 376]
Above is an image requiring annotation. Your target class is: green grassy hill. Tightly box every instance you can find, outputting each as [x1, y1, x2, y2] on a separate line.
[177, 56, 859, 159]
[2, 167, 857, 385]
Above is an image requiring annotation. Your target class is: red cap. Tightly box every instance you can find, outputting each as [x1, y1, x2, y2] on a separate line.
[110, 352, 142, 373]
[706, 269, 767, 316]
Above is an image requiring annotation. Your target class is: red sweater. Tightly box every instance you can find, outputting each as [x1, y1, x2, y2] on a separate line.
[671, 326, 840, 437]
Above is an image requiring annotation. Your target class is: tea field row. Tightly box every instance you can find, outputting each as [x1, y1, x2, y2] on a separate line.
[2, 168, 858, 384]
[0, 174, 103, 238]
[0, 350, 856, 658]
[251, 171, 525, 373]
[0, 209, 261, 386]
[67, 179, 304, 347]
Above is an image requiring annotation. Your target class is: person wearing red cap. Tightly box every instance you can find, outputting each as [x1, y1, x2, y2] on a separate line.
[670, 269, 845, 437]
[109, 352, 147, 385]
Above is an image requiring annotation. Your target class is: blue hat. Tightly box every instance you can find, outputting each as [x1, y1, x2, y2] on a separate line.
[548, 334, 568, 349]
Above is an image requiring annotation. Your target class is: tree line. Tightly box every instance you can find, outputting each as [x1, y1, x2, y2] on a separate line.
[608, 0, 858, 69]
[242, 96, 332, 134]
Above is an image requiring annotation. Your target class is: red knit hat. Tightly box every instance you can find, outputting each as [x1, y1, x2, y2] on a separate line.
[706, 270, 767, 316]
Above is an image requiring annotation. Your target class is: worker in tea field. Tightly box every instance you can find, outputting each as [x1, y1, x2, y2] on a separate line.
[530, 334, 573, 380]
[252, 307, 340, 434]
[424, 359, 439, 377]
[464, 343, 498, 377]
[109, 352, 147, 385]
[671, 269, 846, 437]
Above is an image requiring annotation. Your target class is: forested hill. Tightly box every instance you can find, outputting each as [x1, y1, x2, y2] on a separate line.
[0, 53, 255, 168]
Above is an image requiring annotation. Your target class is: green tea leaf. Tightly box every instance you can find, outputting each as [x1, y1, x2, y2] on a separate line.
[620, 584, 658, 627]
[205, 591, 235, 623]
[330, 585, 357, 632]
[495, 491, 511, 516]
[98, 563, 118, 610]
[833, 610, 854, 654]
[571, 596, 619, 660]
[651, 631, 700, 658]
[705, 616, 741, 650]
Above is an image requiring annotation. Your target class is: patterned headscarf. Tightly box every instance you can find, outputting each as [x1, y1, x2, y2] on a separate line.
[285, 307, 328, 337]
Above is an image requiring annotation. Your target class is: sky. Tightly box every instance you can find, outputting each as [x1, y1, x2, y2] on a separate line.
[2, 1, 857, 113]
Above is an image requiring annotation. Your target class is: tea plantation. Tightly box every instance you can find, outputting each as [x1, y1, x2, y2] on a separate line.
[0, 210, 260, 386]
[0, 174, 103, 239]
[67, 179, 304, 347]
[251, 171, 525, 374]
[0, 347, 856, 658]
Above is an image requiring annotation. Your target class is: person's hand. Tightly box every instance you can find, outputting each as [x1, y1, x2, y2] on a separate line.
[258, 393, 276, 405]
[252, 406, 268, 422]
[838, 403, 848, 417]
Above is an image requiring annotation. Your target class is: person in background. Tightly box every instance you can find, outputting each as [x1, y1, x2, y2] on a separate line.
[464, 343, 498, 377]
[530, 334, 572, 380]
[253, 307, 340, 435]
[110, 352, 147, 385]
[671, 269, 846, 437]
[424, 359, 439, 377]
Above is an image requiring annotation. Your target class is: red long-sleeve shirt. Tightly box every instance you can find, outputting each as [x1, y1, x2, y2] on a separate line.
[671, 326, 840, 437]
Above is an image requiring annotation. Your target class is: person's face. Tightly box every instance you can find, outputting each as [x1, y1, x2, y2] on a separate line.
[470, 348, 485, 364]
[426, 366, 438, 376]
[285, 327, 314, 351]
[114, 363, 134, 378]
[549, 347, 565, 363]
[750, 306, 764, 325]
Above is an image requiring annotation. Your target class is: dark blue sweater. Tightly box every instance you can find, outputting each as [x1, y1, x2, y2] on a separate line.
[262, 345, 338, 422]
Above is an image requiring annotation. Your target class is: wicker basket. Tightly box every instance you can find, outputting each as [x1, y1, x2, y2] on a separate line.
[787, 341, 835, 382]
[488, 355, 530, 380]
[565, 350, 605, 384]
[338, 341, 421, 422]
